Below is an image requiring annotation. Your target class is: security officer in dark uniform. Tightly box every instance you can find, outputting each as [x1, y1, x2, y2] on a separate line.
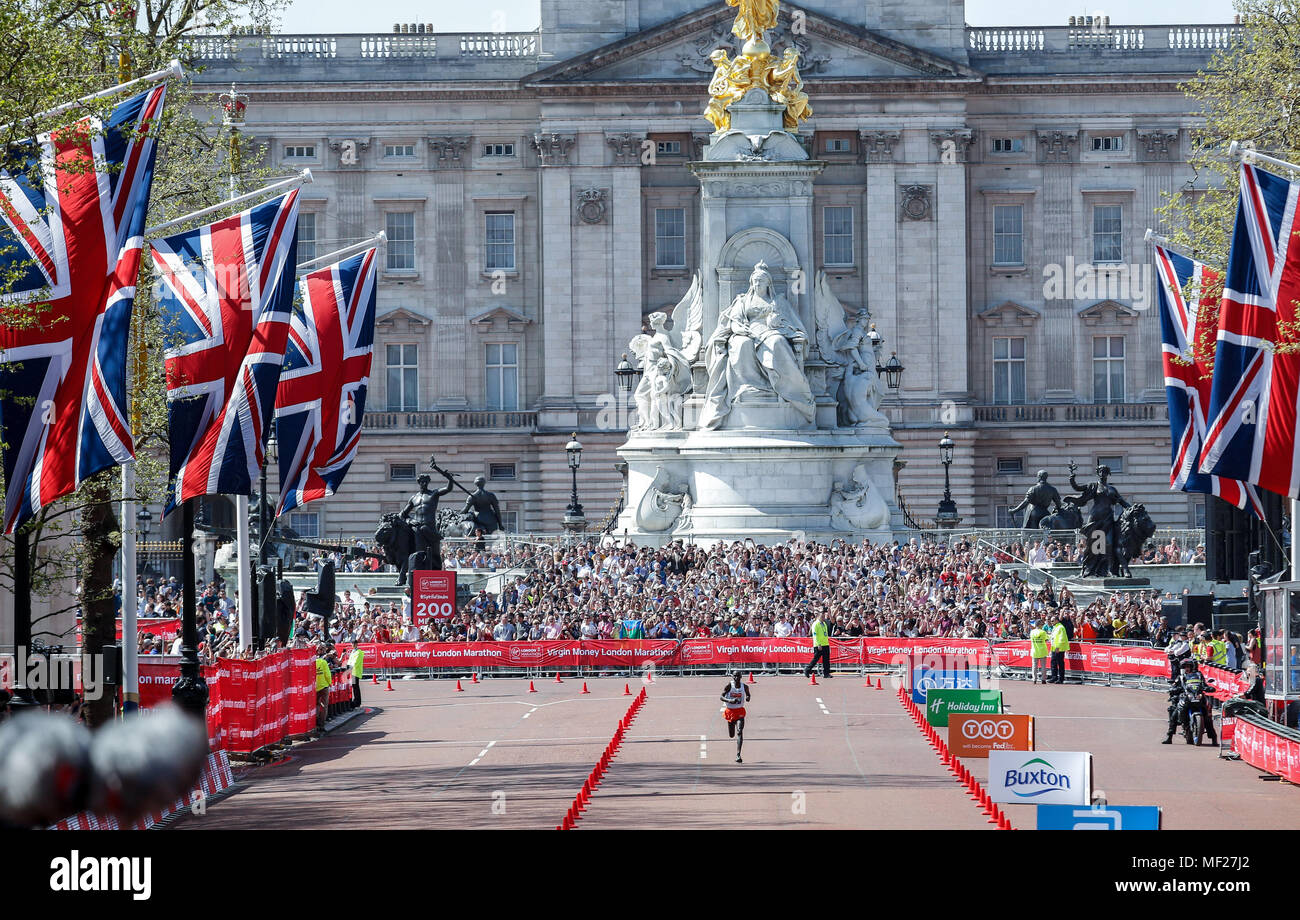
[1162, 658, 1218, 745]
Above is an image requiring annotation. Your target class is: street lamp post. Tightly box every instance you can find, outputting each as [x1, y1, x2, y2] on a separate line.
[563, 433, 586, 533]
[255, 432, 278, 647]
[614, 352, 642, 429]
[935, 430, 962, 528]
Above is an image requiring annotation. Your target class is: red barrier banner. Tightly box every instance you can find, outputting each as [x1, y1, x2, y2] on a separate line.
[1086, 644, 1169, 678]
[863, 639, 993, 666]
[84, 617, 184, 640]
[412, 570, 456, 626]
[1233, 717, 1300, 784]
[1202, 664, 1251, 700]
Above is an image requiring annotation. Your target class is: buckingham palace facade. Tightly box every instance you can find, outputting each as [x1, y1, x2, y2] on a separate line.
[185, 0, 1241, 539]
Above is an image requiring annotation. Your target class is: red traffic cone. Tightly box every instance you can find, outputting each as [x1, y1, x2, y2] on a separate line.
[528, 681, 538, 693]
[385, 679, 394, 692]
[472, 673, 479, 684]
[455, 680, 464, 692]
[371, 674, 378, 685]
[998, 813, 1012, 831]
[809, 673, 818, 686]
[581, 681, 591, 694]
[747, 672, 756, 684]
[623, 683, 632, 696]
[876, 678, 883, 690]
[555, 672, 564, 683]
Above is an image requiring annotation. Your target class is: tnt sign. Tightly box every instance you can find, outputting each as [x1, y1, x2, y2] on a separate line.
[412, 570, 457, 626]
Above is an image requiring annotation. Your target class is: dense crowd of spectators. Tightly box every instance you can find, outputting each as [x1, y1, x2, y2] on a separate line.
[285, 537, 1200, 649]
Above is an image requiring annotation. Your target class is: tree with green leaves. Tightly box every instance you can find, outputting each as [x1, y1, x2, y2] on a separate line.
[0, 0, 285, 727]
[1158, 0, 1300, 364]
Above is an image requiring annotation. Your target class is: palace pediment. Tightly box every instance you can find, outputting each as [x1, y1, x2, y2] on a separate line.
[525, 5, 979, 86]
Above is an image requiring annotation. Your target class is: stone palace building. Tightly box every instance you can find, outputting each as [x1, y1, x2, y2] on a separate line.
[183, 0, 1241, 541]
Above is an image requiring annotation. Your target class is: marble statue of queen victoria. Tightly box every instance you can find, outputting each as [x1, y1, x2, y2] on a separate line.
[699, 261, 816, 429]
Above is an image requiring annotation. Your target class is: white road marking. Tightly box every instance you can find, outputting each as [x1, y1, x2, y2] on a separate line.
[521, 712, 531, 719]
[700, 736, 708, 759]
[486, 741, 496, 749]
[477, 749, 489, 758]
[468, 758, 480, 766]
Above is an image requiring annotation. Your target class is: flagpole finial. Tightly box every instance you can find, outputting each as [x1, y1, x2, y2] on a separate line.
[300, 168, 314, 184]
[376, 230, 387, 242]
[1144, 228, 1155, 243]
[167, 59, 183, 80]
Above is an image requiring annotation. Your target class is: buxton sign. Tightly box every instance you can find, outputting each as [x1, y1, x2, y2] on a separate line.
[988, 751, 1092, 805]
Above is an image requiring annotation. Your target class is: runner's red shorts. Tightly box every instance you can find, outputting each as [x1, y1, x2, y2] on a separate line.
[723, 707, 746, 722]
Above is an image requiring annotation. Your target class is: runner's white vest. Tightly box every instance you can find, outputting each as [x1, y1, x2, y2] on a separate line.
[723, 685, 745, 709]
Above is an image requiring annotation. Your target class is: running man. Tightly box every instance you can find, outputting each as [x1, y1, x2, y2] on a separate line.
[720, 670, 752, 763]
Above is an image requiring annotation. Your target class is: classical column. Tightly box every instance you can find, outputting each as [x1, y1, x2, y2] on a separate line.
[534, 132, 577, 415]
[1037, 130, 1078, 402]
[931, 129, 973, 401]
[1139, 129, 1180, 400]
[861, 129, 900, 389]
[430, 137, 470, 407]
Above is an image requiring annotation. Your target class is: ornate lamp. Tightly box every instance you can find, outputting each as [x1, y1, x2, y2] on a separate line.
[867, 323, 904, 391]
[935, 431, 961, 528]
[615, 353, 641, 396]
[563, 433, 586, 532]
[219, 83, 247, 129]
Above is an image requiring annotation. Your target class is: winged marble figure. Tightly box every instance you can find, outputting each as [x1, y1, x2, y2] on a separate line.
[627, 273, 703, 431]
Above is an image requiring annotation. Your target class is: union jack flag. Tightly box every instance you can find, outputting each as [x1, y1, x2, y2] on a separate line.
[1199, 162, 1300, 498]
[152, 191, 300, 514]
[0, 86, 167, 533]
[1154, 244, 1263, 518]
[274, 247, 378, 516]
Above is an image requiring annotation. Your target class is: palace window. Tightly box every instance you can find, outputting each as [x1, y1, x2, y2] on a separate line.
[483, 143, 515, 157]
[489, 462, 517, 481]
[384, 143, 415, 158]
[1092, 205, 1123, 263]
[992, 137, 1024, 153]
[485, 212, 515, 271]
[284, 144, 315, 159]
[1092, 135, 1124, 151]
[297, 212, 316, 265]
[655, 140, 681, 155]
[823, 206, 853, 267]
[1097, 455, 1125, 474]
[1093, 335, 1125, 403]
[385, 212, 415, 271]
[486, 343, 519, 411]
[289, 512, 319, 538]
[993, 204, 1023, 265]
[996, 457, 1024, 475]
[992, 336, 1026, 405]
[654, 207, 686, 269]
[386, 344, 419, 411]
[389, 463, 416, 481]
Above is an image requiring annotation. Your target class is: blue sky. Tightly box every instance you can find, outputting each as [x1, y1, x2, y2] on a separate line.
[278, 0, 1238, 33]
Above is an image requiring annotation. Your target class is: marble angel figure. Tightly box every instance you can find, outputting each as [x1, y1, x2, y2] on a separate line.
[626, 273, 702, 431]
[812, 270, 887, 428]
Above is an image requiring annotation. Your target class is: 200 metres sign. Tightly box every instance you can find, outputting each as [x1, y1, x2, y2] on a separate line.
[925, 688, 1003, 726]
[412, 570, 457, 626]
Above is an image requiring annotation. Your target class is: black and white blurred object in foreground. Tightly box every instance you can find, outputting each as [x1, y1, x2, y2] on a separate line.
[0, 705, 208, 829]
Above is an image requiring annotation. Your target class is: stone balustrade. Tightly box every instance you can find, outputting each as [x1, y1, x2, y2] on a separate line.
[183, 31, 539, 67]
[968, 23, 1241, 55]
[363, 410, 538, 430]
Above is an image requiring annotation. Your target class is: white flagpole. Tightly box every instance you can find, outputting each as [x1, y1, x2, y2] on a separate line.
[0, 60, 183, 135]
[1143, 228, 1202, 261]
[144, 169, 312, 237]
[1228, 140, 1300, 175]
[228, 152, 255, 653]
[296, 231, 386, 274]
[120, 464, 140, 710]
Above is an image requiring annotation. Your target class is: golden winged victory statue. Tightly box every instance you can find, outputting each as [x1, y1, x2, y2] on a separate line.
[704, 0, 812, 133]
